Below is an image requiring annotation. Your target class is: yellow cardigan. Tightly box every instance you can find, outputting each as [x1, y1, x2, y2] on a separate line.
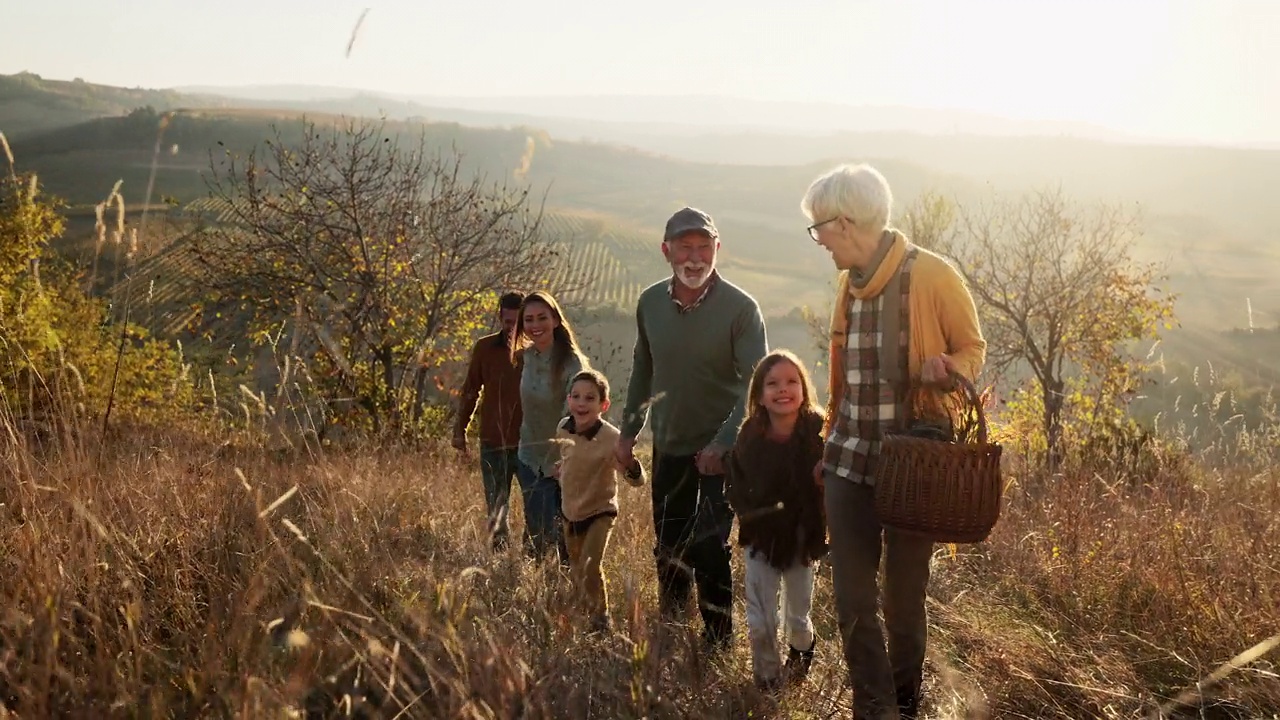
[824, 232, 986, 435]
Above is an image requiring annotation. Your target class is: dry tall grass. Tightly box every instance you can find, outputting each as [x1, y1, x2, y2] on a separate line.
[1, 413, 1277, 719]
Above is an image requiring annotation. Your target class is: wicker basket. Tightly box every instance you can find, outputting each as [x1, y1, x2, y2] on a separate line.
[873, 374, 1004, 543]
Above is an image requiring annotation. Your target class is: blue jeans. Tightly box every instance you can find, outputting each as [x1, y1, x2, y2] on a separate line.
[516, 461, 569, 566]
[479, 444, 521, 550]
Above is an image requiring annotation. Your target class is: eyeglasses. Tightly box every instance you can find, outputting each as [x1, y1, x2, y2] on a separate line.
[807, 216, 842, 240]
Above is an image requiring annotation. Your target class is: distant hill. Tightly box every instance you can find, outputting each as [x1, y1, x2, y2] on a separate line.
[8, 107, 865, 319]
[5, 72, 1279, 382]
[181, 84, 1150, 142]
[0, 71, 237, 138]
[10, 105, 978, 312]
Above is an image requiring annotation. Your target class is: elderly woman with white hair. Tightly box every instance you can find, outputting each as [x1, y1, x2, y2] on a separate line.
[801, 164, 985, 719]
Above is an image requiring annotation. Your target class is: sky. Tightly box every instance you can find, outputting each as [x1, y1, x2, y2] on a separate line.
[3, 0, 1278, 146]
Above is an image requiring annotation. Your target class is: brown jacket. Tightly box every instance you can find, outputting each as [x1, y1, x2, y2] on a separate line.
[725, 409, 828, 570]
[454, 332, 523, 449]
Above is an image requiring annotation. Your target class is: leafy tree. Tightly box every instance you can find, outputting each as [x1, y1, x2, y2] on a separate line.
[0, 167, 65, 377]
[190, 118, 557, 436]
[0, 147, 193, 429]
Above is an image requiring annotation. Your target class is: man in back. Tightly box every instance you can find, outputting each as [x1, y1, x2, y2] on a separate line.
[616, 207, 769, 651]
[454, 291, 525, 551]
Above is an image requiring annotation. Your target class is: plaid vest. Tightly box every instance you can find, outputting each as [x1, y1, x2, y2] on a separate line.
[822, 249, 918, 485]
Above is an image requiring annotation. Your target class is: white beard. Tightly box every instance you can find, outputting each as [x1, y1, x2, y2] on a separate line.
[675, 264, 713, 290]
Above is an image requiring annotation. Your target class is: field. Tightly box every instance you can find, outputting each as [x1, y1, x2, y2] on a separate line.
[4, 70, 1280, 719]
[2, 413, 1276, 719]
[13, 82, 1280, 341]
[535, 210, 663, 310]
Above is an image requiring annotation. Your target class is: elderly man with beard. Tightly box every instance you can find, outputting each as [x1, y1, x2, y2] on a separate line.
[616, 206, 768, 652]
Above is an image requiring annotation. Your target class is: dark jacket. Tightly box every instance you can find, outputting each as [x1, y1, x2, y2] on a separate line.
[724, 408, 827, 570]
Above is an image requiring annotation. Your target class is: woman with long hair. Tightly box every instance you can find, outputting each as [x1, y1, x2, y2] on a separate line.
[511, 290, 588, 564]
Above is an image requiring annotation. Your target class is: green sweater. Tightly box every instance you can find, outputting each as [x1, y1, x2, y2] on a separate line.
[621, 276, 768, 456]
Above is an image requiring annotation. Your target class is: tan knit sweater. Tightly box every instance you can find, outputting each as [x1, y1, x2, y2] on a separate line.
[555, 417, 645, 523]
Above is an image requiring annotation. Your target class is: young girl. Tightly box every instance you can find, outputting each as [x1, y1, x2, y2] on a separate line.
[552, 369, 645, 632]
[725, 349, 827, 691]
[512, 291, 587, 565]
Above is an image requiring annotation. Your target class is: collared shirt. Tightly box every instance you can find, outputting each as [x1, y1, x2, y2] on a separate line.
[562, 414, 604, 440]
[555, 416, 626, 527]
[666, 270, 720, 314]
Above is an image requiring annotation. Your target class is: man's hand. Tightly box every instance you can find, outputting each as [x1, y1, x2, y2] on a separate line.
[451, 434, 468, 456]
[615, 436, 637, 470]
[921, 353, 958, 389]
[695, 442, 729, 476]
[813, 459, 824, 487]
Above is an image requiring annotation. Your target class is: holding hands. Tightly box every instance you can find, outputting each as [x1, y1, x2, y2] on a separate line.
[695, 442, 729, 477]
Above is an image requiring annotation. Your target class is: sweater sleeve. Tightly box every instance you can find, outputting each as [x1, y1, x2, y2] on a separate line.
[553, 418, 574, 473]
[621, 302, 653, 440]
[723, 443, 747, 515]
[712, 300, 769, 449]
[934, 260, 986, 382]
[560, 352, 585, 417]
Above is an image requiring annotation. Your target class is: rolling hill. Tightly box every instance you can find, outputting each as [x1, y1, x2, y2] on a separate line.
[4, 72, 1279, 396]
[0, 71, 236, 139]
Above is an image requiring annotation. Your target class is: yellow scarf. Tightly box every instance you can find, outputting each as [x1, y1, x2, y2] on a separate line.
[824, 229, 917, 434]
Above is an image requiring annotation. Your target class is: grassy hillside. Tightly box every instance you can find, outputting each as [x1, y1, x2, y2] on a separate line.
[2, 419, 1276, 718]
[2, 75, 1277, 719]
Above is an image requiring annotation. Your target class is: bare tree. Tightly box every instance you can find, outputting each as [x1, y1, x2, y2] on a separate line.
[898, 191, 957, 252]
[800, 188, 1176, 465]
[931, 187, 1177, 463]
[191, 117, 557, 435]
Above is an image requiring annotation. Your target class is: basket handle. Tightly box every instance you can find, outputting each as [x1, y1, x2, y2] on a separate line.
[948, 371, 988, 445]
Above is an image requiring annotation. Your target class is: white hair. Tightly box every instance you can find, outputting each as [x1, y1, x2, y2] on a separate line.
[800, 163, 893, 233]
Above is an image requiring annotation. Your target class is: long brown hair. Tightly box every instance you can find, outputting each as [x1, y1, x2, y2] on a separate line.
[512, 291, 584, 391]
[744, 349, 823, 428]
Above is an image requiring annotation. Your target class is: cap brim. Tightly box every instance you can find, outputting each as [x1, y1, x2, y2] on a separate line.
[664, 224, 718, 242]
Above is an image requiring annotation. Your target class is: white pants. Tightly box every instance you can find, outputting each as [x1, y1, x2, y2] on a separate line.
[744, 549, 817, 682]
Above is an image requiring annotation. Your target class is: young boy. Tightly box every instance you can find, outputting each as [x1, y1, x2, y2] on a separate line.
[553, 368, 645, 632]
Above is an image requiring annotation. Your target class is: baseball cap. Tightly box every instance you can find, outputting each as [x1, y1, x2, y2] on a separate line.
[663, 206, 719, 242]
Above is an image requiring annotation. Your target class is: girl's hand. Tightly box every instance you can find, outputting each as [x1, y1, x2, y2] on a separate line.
[812, 460, 824, 487]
